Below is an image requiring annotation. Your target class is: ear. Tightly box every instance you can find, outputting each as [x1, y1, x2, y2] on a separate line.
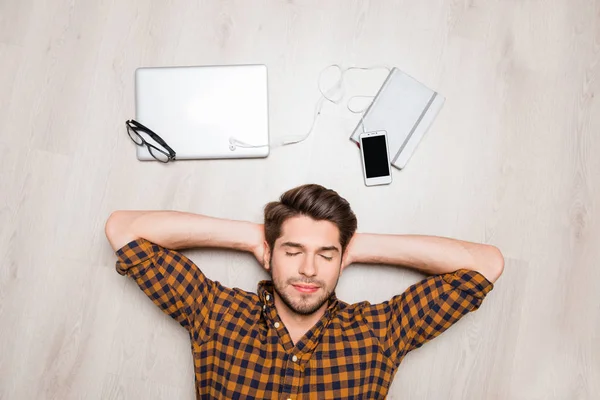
[340, 248, 351, 273]
[262, 240, 271, 271]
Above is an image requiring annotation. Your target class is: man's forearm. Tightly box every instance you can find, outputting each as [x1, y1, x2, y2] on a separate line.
[347, 233, 503, 282]
[105, 210, 263, 252]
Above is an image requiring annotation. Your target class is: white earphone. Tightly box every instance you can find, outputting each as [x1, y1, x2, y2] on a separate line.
[228, 64, 391, 151]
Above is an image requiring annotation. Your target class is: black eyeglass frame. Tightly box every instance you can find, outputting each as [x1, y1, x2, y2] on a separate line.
[126, 119, 176, 162]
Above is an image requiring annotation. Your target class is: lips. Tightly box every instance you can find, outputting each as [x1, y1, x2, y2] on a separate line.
[293, 284, 319, 289]
[293, 284, 319, 293]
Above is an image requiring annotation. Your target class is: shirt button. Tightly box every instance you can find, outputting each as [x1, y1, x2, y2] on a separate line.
[274, 322, 280, 328]
[263, 304, 266, 310]
[266, 294, 270, 301]
[292, 355, 298, 362]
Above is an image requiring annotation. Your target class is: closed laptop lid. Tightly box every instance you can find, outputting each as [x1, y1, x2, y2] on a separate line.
[135, 64, 269, 160]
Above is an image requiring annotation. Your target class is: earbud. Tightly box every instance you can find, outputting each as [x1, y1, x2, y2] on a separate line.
[227, 136, 269, 150]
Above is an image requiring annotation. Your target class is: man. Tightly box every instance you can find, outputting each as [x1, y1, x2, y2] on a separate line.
[105, 184, 504, 399]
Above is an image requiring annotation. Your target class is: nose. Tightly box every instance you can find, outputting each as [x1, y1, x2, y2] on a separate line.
[298, 255, 317, 277]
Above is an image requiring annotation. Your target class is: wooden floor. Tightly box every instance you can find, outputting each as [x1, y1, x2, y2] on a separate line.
[1, 0, 599, 398]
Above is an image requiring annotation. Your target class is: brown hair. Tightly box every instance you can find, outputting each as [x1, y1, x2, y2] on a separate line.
[264, 184, 357, 254]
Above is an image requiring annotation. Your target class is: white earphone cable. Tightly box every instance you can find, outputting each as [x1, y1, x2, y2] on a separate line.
[228, 64, 391, 150]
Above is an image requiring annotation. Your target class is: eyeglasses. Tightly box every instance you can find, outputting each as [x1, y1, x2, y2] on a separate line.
[126, 119, 176, 163]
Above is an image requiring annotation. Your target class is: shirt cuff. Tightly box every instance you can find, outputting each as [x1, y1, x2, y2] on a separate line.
[442, 268, 494, 299]
[115, 238, 159, 276]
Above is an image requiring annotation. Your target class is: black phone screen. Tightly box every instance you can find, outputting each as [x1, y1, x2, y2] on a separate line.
[362, 135, 390, 178]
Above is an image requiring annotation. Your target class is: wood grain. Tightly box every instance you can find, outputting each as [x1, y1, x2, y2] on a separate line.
[1, 0, 599, 398]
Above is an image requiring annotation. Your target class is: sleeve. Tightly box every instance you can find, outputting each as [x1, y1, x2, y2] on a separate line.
[361, 269, 494, 367]
[114, 238, 219, 335]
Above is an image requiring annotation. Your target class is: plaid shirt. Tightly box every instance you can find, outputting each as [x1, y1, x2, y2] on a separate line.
[115, 238, 494, 399]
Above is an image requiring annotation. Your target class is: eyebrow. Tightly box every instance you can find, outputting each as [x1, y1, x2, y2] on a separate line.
[281, 242, 340, 253]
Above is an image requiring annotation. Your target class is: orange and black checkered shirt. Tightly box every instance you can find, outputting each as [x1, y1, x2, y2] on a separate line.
[115, 238, 494, 399]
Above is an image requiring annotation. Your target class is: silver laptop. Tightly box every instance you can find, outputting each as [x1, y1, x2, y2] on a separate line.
[135, 64, 270, 160]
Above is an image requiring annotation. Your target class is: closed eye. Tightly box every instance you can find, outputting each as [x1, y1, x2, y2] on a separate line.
[285, 252, 333, 261]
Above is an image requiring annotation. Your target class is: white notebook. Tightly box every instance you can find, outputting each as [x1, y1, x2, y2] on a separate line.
[350, 67, 445, 170]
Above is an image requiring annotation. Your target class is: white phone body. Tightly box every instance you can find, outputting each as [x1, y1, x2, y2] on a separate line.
[359, 130, 393, 186]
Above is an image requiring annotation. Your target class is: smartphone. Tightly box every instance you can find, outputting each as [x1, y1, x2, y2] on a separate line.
[359, 130, 392, 186]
